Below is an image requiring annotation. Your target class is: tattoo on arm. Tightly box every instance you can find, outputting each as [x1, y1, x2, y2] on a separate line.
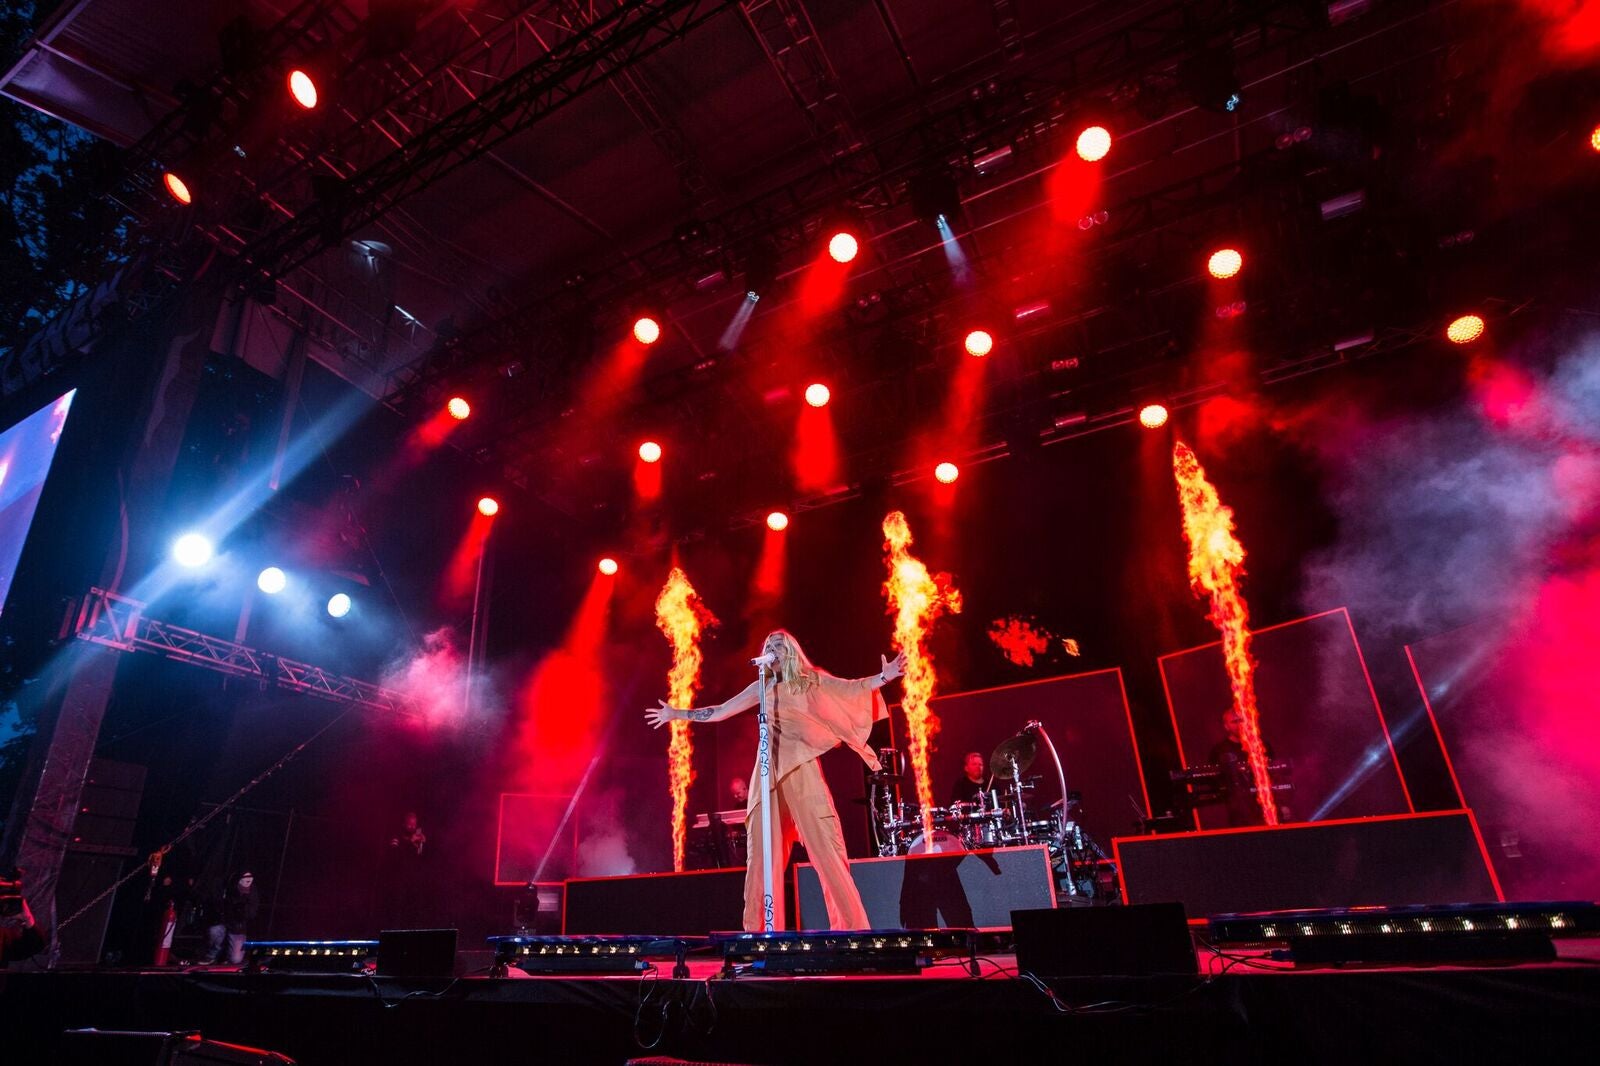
[690, 707, 715, 721]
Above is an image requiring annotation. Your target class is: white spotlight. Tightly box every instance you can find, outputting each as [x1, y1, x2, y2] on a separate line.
[172, 533, 214, 569]
[326, 592, 352, 618]
[257, 567, 287, 595]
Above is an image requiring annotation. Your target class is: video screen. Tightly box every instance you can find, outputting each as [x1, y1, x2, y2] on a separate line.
[0, 390, 75, 615]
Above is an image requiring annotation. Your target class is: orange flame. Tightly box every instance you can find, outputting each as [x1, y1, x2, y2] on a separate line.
[882, 511, 962, 843]
[654, 567, 718, 871]
[1172, 442, 1278, 825]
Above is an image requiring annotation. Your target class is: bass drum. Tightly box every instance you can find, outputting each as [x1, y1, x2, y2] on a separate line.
[905, 830, 965, 855]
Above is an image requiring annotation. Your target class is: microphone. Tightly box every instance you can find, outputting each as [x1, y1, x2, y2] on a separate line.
[750, 652, 777, 667]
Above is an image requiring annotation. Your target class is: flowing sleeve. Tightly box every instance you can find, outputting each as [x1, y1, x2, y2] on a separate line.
[810, 672, 889, 769]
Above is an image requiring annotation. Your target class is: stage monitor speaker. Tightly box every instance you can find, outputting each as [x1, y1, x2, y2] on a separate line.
[795, 845, 1055, 930]
[1114, 810, 1501, 918]
[1011, 903, 1198, 977]
[563, 868, 753, 936]
[377, 928, 457, 977]
[59, 1030, 294, 1065]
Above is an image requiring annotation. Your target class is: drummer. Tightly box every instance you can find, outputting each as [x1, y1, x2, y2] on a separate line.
[947, 751, 989, 806]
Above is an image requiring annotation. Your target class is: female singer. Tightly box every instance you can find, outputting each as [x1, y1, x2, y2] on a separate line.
[647, 630, 905, 931]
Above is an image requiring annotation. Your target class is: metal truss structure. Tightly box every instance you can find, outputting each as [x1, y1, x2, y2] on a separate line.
[73, 587, 417, 715]
[237, 0, 739, 280]
[378, 0, 1339, 411]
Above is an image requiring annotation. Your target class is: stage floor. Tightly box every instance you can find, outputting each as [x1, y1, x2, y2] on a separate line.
[4, 942, 1597, 1064]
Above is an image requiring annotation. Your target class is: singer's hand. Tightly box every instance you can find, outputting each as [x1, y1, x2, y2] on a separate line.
[881, 650, 907, 683]
[645, 700, 680, 729]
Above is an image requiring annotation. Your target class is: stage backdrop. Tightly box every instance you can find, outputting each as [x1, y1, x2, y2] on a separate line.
[1158, 607, 1411, 829]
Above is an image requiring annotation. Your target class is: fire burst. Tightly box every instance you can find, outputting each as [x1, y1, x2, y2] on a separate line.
[1172, 443, 1278, 826]
[882, 512, 962, 844]
[655, 567, 718, 871]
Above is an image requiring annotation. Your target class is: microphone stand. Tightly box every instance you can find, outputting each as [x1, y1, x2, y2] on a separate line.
[756, 662, 775, 932]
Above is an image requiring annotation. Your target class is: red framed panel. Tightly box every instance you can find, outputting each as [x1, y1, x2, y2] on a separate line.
[886, 667, 1149, 852]
[562, 864, 748, 934]
[794, 843, 1057, 930]
[1112, 808, 1504, 910]
[494, 792, 579, 886]
[1156, 607, 1411, 829]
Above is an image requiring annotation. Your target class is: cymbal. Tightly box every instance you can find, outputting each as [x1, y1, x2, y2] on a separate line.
[990, 732, 1038, 780]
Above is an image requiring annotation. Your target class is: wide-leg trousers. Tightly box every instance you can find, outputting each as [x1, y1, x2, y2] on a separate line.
[742, 757, 870, 931]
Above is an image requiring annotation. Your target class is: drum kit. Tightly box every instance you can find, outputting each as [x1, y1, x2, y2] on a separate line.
[867, 724, 1108, 900]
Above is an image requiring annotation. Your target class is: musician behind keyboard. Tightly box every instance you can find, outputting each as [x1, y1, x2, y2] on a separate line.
[1205, 705, 1293, 826]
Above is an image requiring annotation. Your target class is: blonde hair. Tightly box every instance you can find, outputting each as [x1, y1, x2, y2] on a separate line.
[765, 629, 820, 691]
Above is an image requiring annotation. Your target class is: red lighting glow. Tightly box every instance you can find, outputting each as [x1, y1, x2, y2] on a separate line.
[477, 496, 500, 517]
[934, 462, 959, 484]
[447, 396, 471, 420]
[288, 69, 319, 109]
[638, 440, 663, 463]
[1447, 314, 1486, 345]
[804, 383, 831, 408]
[1139, 403, 1170, 429]
[162, 172, 192, 205]
[963, 329, 994, 358]
[1591, 124, 1600, 153]
[633, 316, 662, 345]
[598, 557, 619, 576]
[766, 511, 789, 531]
[827, 231, 859, 264]
[1207, 248, 1243, 280]
[1075, 125, 1112, 162]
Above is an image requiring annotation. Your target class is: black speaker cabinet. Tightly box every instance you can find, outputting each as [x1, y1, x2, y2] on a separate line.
[1113, 810, 1502, 918]
[563, 867, 753, 935]
[1012, 902, 1198, 977]
[795, 845, 1056, 930]
[377, 928, 457, 977]
[56, 850, 126, 965]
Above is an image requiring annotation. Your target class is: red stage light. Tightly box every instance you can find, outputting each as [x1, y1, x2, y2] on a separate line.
[827, 231, 859, 264]
[1446, 314, 1486, 345]
[288, 69, 319, 110]
[963, 329, 994, 358]
[1591, 124, 1600, 153]
[598, 557, 619, 576]
[1139, 403, 1170, 429]
[766, 511, 789, 531]
[1207, 248, 1243, 280]
[446, 396, 471, 420]
[162, 172, 192, 205]
[633, 316, 661, 345]
[1076, 125, 1112, 162]
[638, 440, 662, 463]
[477, 496, 500, 517]
[804, 383, 831, 408]
[934, 462, 959, 484]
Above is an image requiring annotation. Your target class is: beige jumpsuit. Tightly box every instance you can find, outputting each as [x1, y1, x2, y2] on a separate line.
[718, 671, 886, 931]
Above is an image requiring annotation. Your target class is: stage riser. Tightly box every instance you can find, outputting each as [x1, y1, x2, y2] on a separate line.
[1114, 810, 1501, 917]
[796, 844, 1056, 929]
[563, 867, 756, 935]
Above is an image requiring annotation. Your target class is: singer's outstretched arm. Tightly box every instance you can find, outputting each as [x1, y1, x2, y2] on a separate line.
[644, 680, 760, 729]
